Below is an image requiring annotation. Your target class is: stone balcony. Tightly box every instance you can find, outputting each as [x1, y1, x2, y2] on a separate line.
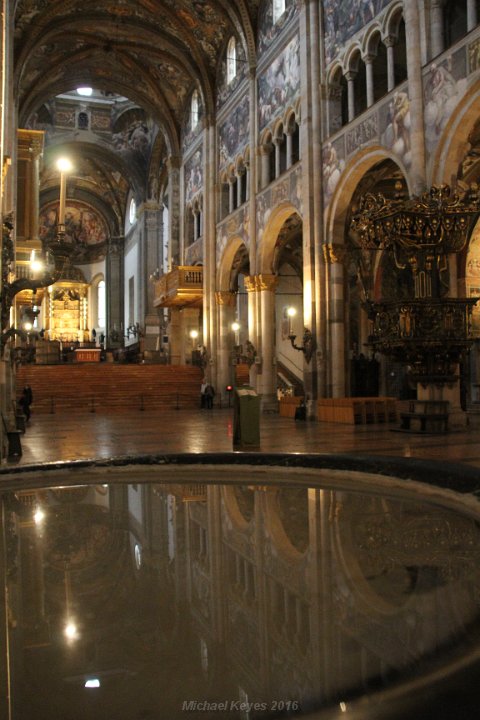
[153, 265, 203, 308]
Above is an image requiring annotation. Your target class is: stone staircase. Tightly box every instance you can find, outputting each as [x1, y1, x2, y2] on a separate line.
[16, 364, 203, 414]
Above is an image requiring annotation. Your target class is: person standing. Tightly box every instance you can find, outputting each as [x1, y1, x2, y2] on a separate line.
[205, 383, 215, 409]
[200, 378, 207, 408]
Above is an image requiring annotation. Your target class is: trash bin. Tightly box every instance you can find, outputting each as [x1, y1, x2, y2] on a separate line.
[233, 386, 260, 449]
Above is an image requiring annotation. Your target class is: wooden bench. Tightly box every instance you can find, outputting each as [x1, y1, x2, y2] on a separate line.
[317, 397, 397, 425]
[399, 400, 449, 433]
[1, 413, 22, 458]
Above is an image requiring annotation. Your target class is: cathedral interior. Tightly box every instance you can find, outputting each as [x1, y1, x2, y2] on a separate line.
[2, 0, 480, 718]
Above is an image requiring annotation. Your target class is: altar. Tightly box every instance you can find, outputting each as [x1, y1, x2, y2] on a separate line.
[74, 348, 101, 363]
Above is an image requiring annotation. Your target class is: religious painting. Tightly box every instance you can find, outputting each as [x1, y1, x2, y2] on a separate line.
[258, 0, 298, 56]
[323, 0, 390, 65]
[323, 138, 345, 205]
[111, 108, 154, 170]
[466, 226, 480, 336]
[185, 149, 203, 204]
[258, 36, 300, 131]
[39, 201, 108, 264]
[216, 38, 248, 110]
[218, 96, 250, 169]
[423, 50, 467, 154]
[379, 90, 411, 167]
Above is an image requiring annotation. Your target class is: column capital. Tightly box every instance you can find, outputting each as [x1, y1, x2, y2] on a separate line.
[323, 243, 346, 264]
[244, 274, 278, 291]
[215, 290, 236, 306]
[344, 70, 357, 82]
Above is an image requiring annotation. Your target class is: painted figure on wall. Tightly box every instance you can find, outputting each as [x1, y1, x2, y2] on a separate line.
[258, 36, 300, 130]
[323, 0, 390, 65]
[218, 98, 250, 168]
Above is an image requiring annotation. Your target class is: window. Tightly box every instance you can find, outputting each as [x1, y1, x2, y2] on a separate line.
[227, 36, 237, 83]
[97, 280, 106, 328]
[191, 89, 199, 129]
[273, 0, 286, 23]
[129, 197, 136, 224]
[77, 111, 89, 130]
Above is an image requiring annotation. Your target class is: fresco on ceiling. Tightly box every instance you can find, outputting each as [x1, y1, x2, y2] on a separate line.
[185, 149, 203, 204]
[423, 51, 467, 155]
[163, 0, 228, 68]
[323, 0, 390, 66]
[258, 0, 299, 56]
[112, 110, 154, 170]
[218, 97, 250, 169]
[216, 37, 248, 109]
[258, 36, 300, 131]
[39, 202, 108, 264]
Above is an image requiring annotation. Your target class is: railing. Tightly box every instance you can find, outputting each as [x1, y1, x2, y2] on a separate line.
[153, 265, 203, 308]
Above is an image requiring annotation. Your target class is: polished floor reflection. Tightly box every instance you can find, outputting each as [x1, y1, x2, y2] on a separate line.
[4, 472, 480, 719]
[10, 407, 480, 468]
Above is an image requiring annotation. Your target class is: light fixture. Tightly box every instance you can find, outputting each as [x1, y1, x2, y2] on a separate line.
[231, 321, 240, 333]
[85, 679, 100, 688]
[64, 621, 78, 640]
[76, 87, 93, 96]
[190, 329, 199, 340]
[286, 306, 297, 335]
[34, 507, 45, 525]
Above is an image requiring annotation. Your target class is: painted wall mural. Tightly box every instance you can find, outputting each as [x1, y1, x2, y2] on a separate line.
[258, 36, 300, 131]
[185, 149, 203, 204]
[424, 51, 467, 154]
[258, 0, 298, 56]
[218, 97, 250, 169]
[39, 201, 108, 263]
[323, 87, 412, 206]
[112, 110, 155, 171]
[216, 38, 248, 110]
[217, 206, 250, 261]
[185, 237, 203, 266]
[323, 0, 390, 66]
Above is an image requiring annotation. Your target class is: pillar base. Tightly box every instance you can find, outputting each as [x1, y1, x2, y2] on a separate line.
[260, 394, 279, 414]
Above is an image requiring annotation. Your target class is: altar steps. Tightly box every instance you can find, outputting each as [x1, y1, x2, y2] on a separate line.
[15, 364, 203, 414]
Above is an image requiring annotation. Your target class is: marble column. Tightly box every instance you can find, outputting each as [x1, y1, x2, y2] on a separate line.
[259, 145, 271, 189]
[345, 71, 357, 122]
[257, 274, 278, 411]
[468, 0, 478, 31]
[274, 138, 282, 179]
[166, 156, 181, 269]
[286, 131, 293, 169]
[324, 244, 346, 397]
[215, 291, 236, 403]
[106, 235, 124, 345]
[142, 203, 162, 350]
[228, 177, 235, 214]
[364, 55, 374, 107]
[404, 0, 427, 195]
[385, 37, 396, 92]
[430, 0, 445, 59]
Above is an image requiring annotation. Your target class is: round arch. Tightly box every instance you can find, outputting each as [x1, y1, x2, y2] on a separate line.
[430, 80, 480, 185]
[258, 201, 302, 275]
[217, 234, 249, 291]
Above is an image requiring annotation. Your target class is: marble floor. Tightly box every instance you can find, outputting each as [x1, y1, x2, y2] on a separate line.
[7, 406, 480, 469]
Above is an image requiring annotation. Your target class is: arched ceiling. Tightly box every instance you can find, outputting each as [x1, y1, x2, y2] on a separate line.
[14, 0, 259, 136]
[14, 1, 261, 245]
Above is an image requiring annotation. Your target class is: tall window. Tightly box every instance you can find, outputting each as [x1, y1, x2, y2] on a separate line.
[97, 280, 106, 328]
[273, 0, 286, 23]
[227, 37, 237, 84]
[191, 89, 199, 129]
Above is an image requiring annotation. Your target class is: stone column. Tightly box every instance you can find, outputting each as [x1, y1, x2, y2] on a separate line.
[430, 0, 445, 59]
[106, 235, 124, 345]
[169, 307, 182, 365]
[273, 138, 282, 179]
[345, 71, 356, 122]
[404, 0, 427, 194]
[142, 204, 162, 351]
[245, 162, 250, 201]
[324, 244, 346, 397]
[236, 169, 244, 207]
[228, 177, 235, 214]
[259, 145, 271, 189]
[385, 37, 396, 92]
[193, 208, 199, 242]
[364, 55, 374, 107]
[468, 0, 477, 31]
[166, 156, 181, 268]
[216, 291, 236, 403]
[257, 274, 278, 411]
[286, 131, 293, 169]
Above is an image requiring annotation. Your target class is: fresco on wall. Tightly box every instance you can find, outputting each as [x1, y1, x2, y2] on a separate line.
[217, 206, 249, 260]
[258, 36, 300, 131]
[258, 0, 298, 56]
[323, 89, 413, 206]
[185, 149, 203, 204]
[323, 139, 346, 203]
[39, 202, 108, 263]
[182, 95, 204, 152]
[218, 97, 250, 169]
[466, 228, 480, 335]
[424, 52, 467, 154]
[323, 0, 390, 66]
